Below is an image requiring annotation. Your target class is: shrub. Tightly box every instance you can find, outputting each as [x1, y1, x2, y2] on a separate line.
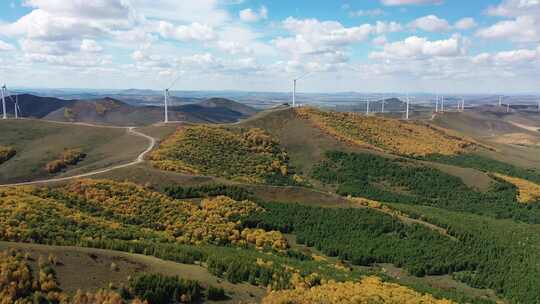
[45, 160, 67, 173]
[0, 146, 16, 164]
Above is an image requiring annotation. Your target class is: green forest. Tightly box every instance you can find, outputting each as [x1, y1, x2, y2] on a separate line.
[311, 151, 540, 223]
[242, 200, 540, 303]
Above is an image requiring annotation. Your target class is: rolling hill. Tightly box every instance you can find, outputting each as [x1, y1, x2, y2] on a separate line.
[5, 105, 540, 303]
[44, 97, 257, 126]
[3, 94, 258, 126]
[4, 94, 74, 118]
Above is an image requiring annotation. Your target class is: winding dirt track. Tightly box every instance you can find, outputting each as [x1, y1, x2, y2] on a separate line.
[0, 123, 156, 187]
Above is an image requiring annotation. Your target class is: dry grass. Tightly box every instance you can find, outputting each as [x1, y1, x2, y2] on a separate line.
[493, 173, 540, 204]
[296, 107, 474, 157]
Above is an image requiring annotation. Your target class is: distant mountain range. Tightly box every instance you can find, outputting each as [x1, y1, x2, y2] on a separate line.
[5, 94, 258, 126]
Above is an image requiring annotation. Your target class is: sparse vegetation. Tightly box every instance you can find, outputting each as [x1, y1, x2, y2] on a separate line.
[150, 126, 300, 185]
[296, 107, 473, 156]
[0, 146, 16, 165]
[0, 249, 132, 303]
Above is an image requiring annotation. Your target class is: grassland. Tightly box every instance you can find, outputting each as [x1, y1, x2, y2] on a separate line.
[0, 241, 265, 303]
[0, 120, 148, 183]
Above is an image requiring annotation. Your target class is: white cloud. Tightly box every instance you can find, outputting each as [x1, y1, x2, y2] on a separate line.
[370, 35, 465, 59]
[476, 16, 539, 42]
[132, 50, 146, 61]
[280, 17, 374, 48]
[375, 21, 403, 34]
[239, 6, 268, 23]
[0, 40, 15, 51]
[372, 35, 388, 45]
[349, 9, 385, 17]
[158, 21, 216, 41]
[486, 0, 540, 17]
[129, 0, 229, 26]
[493, 49, 538, 63]
[471, 48, 539, 66]
[80, 39, 103, 52]
[409, 15, 450, 32]
[380, 0, 443, 6]
[454, 17, 477, 30]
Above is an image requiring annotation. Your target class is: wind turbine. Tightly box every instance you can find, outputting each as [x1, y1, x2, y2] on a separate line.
[14, 95, 20, 119]
[381, 95, 385, 113]
[435, 94, 439, 112]
[366, 98, 370, 116]
[441, 96, 445, 113]
[163, 74, 183, 123]
[292, 72, 313, 108]
[499, 96, 502, 107]
[405, 93, 410, 120]
[1, 85, 6, 120]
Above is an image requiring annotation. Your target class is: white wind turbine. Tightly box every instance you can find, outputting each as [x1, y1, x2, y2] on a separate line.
[292, 72, 313, 108]
[163, 74, 183, 123]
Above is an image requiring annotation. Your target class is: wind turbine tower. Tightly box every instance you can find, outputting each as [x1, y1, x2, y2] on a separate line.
[381, 96, 385, 113]
[292, 72, 313, 108]
[163, 89, 169, 123]
[441, 96, 445, 113]
[435, 95, 439, 112]
[507, 102, 510, 113]
[1, 85, 6, 120]
[366, 98, 370, 115]
[405, 94, 410, 120]
[499, 96, 502, 107]
[14, 95, 19, 119]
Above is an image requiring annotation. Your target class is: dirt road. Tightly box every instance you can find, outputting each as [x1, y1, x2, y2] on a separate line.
[0, 126, 156, 187]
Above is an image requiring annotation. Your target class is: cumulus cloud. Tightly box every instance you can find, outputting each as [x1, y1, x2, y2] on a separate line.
[380, 0, 443, 6]
[409, 15, 450, 32]
[370, 35, 466, 59]
[476, 16, 539, 42]
[274, 17, 373, 58]
[454, 17, 477, 30]
[158, 21, 216, 41]
[486, 0, 540, 17]
[239, 6, 268, 22]
[473, 48, 538, 65]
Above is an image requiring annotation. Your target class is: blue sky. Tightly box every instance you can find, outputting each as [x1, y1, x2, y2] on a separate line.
[0, 0, 539, 93]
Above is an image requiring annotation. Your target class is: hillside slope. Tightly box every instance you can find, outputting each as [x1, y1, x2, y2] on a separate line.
[4, 94, 74, 118]
[0, 120, 148, 183]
